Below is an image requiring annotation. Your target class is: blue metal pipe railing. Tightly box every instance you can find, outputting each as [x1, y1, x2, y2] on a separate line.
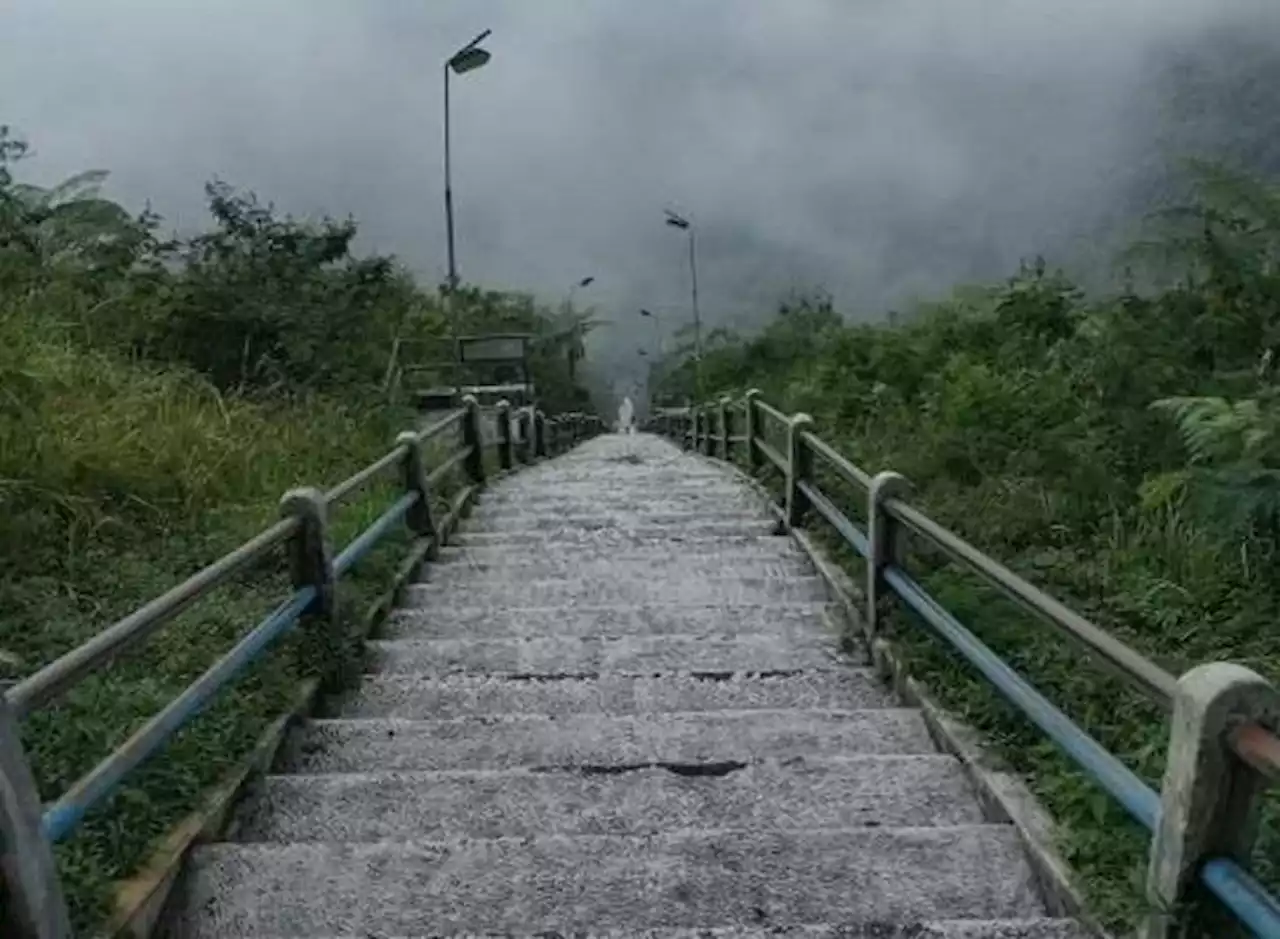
[42, 586, 317, 842]
[666, 393, 1280, 939]
[333, 492, 419, 577]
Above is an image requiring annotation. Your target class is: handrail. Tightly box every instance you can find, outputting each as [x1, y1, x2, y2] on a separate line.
[41, 586, 318, 843]
[884, 563, 1162, 828]
[6, 517, 299, 717]
[418, 407, 467, 442]
[0, 400, 602, 937]
[333, 492, 419, 577]
[651, 390, 1280, 938]
[885, 497, 1179, 707]
[755, 438, 788, 475]
[801, 430, 873, 492]
[427, 444, 474, 489]
[797, 480, 870, 556]
[754, 399, 789, 429]
[325, 443, 407, 505]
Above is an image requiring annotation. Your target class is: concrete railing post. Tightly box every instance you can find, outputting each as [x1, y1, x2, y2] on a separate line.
[688, 408, 699, 452]
[460, 394, 485, 484]
[279, 487, 339, 677]
[703, 403, 717, 457]
[866, 471, 910, 638]
[395, 431, 438, 558]
[784, 413, 815, 528]
[279, 487, 335, 618]
[519, 408, 533, 463]
[495, 400, 514, 471]
[534, 410, 547, 458]
[743, 389, 762, 472]
[1143, 663, 1279, 939]
[719, 396, 733, 460]
[0, 692, 71, 939]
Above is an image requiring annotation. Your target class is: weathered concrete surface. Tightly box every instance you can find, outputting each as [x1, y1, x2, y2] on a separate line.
[404, 575, 828, 607]
[166, 925, 1090, 939]
[423, 553, 814, 582]
[236, 756, 986, 842]
[164, 433, 1080, 938]
[381, 602, 832, 641]
[364, 632, 846, 675]
[169, 827, 1046, 937]
[338, 670, 897, 719]
[280, 710, 939, 773]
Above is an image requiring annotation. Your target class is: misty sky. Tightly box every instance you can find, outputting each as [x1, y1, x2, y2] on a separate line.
[3, 1, 1277, 387]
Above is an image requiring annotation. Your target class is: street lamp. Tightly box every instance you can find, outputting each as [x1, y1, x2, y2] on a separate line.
[639, 308, 664, 357]
[441, 29, 492, 395]
[444, 29, 492, 294]
[663, 209, 703, 396]
[566, 275, 596, 310]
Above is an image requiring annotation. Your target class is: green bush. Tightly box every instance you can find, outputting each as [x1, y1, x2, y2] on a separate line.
[0, 126, 593, 931]
[658, 163, 1280, 932]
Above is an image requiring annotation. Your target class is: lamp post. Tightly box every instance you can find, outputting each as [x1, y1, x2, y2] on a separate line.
[444, 29, 492, 294]
[443, 29, 492, 394]
[639, 308, 664, 357]
[564, 276, 595, 382]
[663, 209, 702, 397]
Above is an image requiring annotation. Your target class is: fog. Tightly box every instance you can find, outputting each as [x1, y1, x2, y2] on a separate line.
[3, 0, 1277, 391]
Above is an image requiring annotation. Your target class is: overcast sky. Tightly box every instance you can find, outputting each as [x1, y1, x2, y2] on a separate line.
[3, 0, 1277, 390]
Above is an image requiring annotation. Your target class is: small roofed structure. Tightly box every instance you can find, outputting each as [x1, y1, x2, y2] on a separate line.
[407, 333, 536, 411]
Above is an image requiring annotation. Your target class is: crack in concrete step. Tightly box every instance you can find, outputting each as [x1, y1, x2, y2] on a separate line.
[233, 756, 986, 843]
[336, 669, 895, 719]
[279, 709, 938, 774]
[364, 632, 850, 676]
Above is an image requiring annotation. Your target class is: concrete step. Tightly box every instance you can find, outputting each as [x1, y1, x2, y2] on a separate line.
[166, 923, 1090, 939]
[380, 602, 833, 641]
[279, 709, 937, 773]
[234, 756, 985, 842]
[337, 669, 895, 719]
[364, 633, 846, 676]
[475, 491, 762, 508]
[403, 576, 828, 609]
[420, 555, 813, 584]
[168, 826, 1046, 937]
[449, 523, 780, 546]
[471, 506, 768, 529]
[459, 513, 771, 534]
[430, 540, 805, 566]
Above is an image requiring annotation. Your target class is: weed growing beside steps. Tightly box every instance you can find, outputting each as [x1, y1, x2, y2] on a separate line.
[0, 349, 457, 930]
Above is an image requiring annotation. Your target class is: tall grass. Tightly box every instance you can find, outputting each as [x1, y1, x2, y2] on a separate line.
[0, 294, 438, 931]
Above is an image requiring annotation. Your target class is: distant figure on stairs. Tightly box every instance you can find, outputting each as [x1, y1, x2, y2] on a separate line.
[617, 396, 635, 435]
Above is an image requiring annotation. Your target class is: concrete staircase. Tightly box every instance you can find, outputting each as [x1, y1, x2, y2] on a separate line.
[163, 434, 1087, 938]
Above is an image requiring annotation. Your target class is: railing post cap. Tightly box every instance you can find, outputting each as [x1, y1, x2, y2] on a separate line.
[394, 430, 419, 447]
[279, 485, 326, 510]
[719, 395, 733, 406]
[869, 469, 911, 500]
[495, 398, 511, 411]
[744, 387, 762, 399]
[789, 412, 814, 428]
[461, 393, 479, 407]
[1176, 661, 1275, 704]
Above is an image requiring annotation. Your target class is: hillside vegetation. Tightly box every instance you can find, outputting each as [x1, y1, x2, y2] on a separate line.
[0, 127, 594, 930]
[654, 162, 1280, 931]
